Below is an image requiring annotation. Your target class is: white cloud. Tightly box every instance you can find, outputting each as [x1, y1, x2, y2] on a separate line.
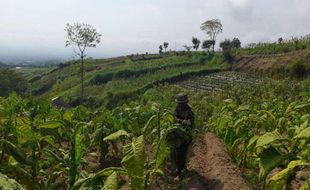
[228, 0, 252, 8]
[0, 0, 309, 62]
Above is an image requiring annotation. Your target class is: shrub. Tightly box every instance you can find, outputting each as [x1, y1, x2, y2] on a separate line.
[0, 68, 27, 96]
[58, 62, 71, 69]
[199, 56, 209, 64]
[288, 58, 307, 78]
[90, 72, 114, 85]
[29, 75, 43, 83]
[32, 82, 54, 95]
[114, 69, 136, 78]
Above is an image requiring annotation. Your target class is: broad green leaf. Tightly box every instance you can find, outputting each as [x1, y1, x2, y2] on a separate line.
[258, 146, 289, 181]
[294, 103, 310, 110]
[154, 139, 170, 168]
[38, 121, 63, 138]
[300, 183, 310, 190]
[121, 135, 146, 190]
[38, 120, 63, 129]
[267, 160, 310, 190]
[267, 167, 291, 190]
[2, 140, 34, 166]
[294, 127, 310, 140]
[236, 105, 250, 111]
[142, 115, 156, 134]
[0, 173, 24, 190]
[231, 137, 244, 153]
[72, 174, 95, 190]
[94, 167, 127, 178]
[73, 167, 125, 190]
[224, 127, 235, 148]
[101, 172, 118, 190]
[39, 128, 61, 139]
[260, 110, 276, 122]
[246, 135, 259, 150]
[286, 160, 310, 170]
[75, 124, 84, 165]
[43, 148, 65, 164]
[255, 131, 284, 149]
[217, 115, 232, 137]
[6, 164, 33, 189]
[104, 129, 130, 141]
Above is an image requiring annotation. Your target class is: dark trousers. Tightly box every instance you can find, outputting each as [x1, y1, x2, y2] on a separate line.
[174, 140, 190, 175]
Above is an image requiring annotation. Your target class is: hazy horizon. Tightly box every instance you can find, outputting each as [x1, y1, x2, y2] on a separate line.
[1, 0, 310, 64]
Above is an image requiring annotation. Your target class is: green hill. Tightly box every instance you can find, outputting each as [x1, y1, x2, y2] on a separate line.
[25, 52, 225, 107]
[0, 62, 8, 68]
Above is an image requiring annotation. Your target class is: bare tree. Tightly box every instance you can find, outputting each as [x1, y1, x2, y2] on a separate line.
[200, 19, 223, 52]
[183, 45, 192, 52]
[65, 23, 102, 102]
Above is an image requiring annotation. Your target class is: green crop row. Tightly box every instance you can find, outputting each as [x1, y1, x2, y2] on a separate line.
[144, 76, 310, 189]
[0, 93, 186, 189]
[89, 61, 207, 85]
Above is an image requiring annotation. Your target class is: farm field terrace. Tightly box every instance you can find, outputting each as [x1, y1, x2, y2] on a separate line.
[149, 74, 310, 189]
[1, 70, 309, 189]
[24, 53, 225, 105]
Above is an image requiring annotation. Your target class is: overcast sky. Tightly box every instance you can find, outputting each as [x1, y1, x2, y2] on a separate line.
[0, 0, 310, 62]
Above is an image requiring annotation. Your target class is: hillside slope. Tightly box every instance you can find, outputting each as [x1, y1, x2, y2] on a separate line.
[234, 49, 310, 77]
[0, 62, 8, 68]
[26, 53, 224, 106]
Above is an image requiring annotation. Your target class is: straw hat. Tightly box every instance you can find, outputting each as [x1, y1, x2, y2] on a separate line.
[176, 93, 188, 103]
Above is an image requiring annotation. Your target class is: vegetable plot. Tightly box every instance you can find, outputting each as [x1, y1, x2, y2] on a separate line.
[206, 80, 310, 189]
[0, 94, 179, 189]
[178, 71, 261, 92]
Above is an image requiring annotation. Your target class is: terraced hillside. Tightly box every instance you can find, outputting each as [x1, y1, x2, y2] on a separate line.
[24, 53, 224, 105]
[177, 71, 262, 92]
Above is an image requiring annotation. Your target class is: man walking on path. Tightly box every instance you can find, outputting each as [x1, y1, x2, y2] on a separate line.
[173, 93, 195, 176]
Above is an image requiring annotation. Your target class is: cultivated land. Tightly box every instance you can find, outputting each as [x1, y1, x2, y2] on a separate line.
[23, 53, 224, 106]
[1, 41, 310, 190]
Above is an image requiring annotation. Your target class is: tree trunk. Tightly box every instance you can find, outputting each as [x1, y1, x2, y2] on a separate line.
[80, 55, 84, 103]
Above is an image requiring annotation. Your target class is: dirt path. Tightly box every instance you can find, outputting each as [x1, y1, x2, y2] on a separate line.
[186, 133, 250, 190]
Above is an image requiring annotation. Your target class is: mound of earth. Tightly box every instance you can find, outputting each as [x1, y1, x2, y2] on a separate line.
[186, 133, 250, 190]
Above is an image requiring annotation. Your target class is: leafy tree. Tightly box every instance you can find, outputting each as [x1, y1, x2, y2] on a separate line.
[219, 39, 232, 51]
[0, 69, 27, 97]
[65, 23, 102, 102]
[219, 39, 234, 69]
[202, 40, 214, 53]
[192, 37, 201, 51]
[163, 42, 169, 52]
[231, 38, 241, 48]
[288, 58, 307, 78]
[200, 19, 223, 52]
[278, 37, 283, 44]
[159, 45, 163, 54]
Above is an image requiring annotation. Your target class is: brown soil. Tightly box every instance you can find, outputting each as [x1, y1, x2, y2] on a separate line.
[84, 133, 250, 190]
[185, 133, 250, 190]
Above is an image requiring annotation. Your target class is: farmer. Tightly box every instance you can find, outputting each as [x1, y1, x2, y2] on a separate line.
[173, 93, 195, 176]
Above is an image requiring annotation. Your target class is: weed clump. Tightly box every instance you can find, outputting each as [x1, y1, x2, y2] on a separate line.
[288, 58, 307, 78]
